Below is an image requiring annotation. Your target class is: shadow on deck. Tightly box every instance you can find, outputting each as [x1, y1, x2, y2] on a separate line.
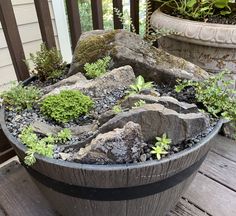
[0, 135, 236, 216]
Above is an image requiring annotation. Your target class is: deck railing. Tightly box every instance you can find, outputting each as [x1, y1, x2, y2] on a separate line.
[0, 0, 157, 163]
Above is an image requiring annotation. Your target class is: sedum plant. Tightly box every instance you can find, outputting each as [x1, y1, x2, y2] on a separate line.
[112, 104, 122, 114]
[0, 82, 41, 111]
[84, 56, 111, 78]
[29, 43, 67, 81]
[127, 75, 154, 95]
[40, 90, 94, 123]
[175, 70, 236, 120]
[151, 133, 172, 160]
[19, 126, 71, 166]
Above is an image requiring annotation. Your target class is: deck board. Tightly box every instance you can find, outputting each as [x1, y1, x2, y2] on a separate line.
[0, 135, 236, 216]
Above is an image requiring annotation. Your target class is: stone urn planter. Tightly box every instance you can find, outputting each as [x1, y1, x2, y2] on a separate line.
[0, 30, 227, 216]
[151, 9, 236, 74]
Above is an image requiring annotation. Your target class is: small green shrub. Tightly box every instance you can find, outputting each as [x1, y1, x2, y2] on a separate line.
[132, 100, 146, 108]
[127, 75, 154, 95]
[29, 43, 66, 81]
[151, 133, 172, 160]
[40, 90, 94, 123]
[0, 82, 41, 111]
[19, 126, 71, 166]
[175, 70, 236, 120]
[84, 56, 111, 78]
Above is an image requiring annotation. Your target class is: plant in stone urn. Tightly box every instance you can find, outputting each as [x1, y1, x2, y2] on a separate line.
[1, 29, 234, 216]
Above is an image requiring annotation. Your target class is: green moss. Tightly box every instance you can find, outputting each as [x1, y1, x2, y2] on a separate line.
[74, 30, 118, 67]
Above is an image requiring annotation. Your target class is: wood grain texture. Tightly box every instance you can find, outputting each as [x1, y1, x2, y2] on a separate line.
[34, 0, 56, 48]
[211, 135, 236, 162]
[65, 0, 82, 51]
[200, 151, 236, 190]
[184, 173, 236, 216]
[0, 162, 57, 216]
[168, 199, 208, 216]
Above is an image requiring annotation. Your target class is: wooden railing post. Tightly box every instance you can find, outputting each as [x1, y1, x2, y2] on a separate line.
[65, 0, 82, 51]
[0, 0, 30, 81]
[34, 0, 56, 49]
[113, 0, 123, 29]
[130, 0, 139, 34]
[91, 0, 104, 30]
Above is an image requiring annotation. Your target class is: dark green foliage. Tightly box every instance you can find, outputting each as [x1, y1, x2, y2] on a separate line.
[0, 82, 41, 111]
[19, 126, 71, 166]
[156, 0, 233, 20]
[29, 43, 66, 81]
[175, 70, 236, 120]
[84, 56, 111, 78]
[40, 90, 94, 123]
[151, 133, 172, 160]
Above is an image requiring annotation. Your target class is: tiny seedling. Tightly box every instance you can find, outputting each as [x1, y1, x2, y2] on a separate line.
[132, 100, 146, 108]
[112, 105, 122, 114]
[127, 75, 154, 95]
[84, 56, 111, 78]
[151, 133, 172, 160]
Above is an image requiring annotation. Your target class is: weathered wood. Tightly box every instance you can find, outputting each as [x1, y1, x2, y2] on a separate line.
[34, 0, 56, 48]
[168, 198, 208, 216]
[200, 151, 236, 190]
[211, 135, 236, 163]
[0, 0, 30, 81]
[184, 173, 236, 216]
[0, 148, 15, 164]
[91, 0, 104, 30]
[130, 0, 139, 33]
[112, 0, 123, 29]
[0, 162, 57, 216]
[65, 0, 82, 51]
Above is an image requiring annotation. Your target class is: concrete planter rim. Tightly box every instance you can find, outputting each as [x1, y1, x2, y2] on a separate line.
[151, 9, 236, 48]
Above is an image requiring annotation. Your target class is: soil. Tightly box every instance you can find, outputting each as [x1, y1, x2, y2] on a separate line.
[4, 75, 218, 164]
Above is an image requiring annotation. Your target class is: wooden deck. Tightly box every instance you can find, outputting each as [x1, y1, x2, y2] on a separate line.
[0, 135, 235, 216]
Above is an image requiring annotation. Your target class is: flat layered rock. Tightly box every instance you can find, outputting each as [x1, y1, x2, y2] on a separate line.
[121, 94, 198, 114]
[73, 121, 146, 164]
[100, 104, 209, 145]
[45, 65, 135, 97]
[68, 30, 208, 86]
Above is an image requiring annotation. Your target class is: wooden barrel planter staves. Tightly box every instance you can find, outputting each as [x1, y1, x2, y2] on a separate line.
[0, 102, 223, 216]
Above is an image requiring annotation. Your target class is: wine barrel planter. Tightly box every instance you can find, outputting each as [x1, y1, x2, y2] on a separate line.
[0, 103, 223, 216]
[151, 9, 236, 74]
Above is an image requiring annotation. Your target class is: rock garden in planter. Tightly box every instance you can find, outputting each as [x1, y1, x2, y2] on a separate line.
[0, 29, 235, 216]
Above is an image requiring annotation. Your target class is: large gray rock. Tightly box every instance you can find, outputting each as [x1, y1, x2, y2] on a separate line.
[73, 121, 146, 164]
[121, 94, 198, 114]
[100, 104, 209, 144]
[44, 65, 135, 97]
[68, 30, 208, 86]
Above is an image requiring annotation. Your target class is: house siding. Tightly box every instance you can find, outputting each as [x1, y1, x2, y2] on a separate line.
[0, 0, 60, 88]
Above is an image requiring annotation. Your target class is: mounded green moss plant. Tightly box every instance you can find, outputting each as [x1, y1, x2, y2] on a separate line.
[84, 56, 111, 78]
[19, 126, 72, 166]
[29, 43, 66, 81]
[40, 90, 94, 123]
[0, 82, 41, 111]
